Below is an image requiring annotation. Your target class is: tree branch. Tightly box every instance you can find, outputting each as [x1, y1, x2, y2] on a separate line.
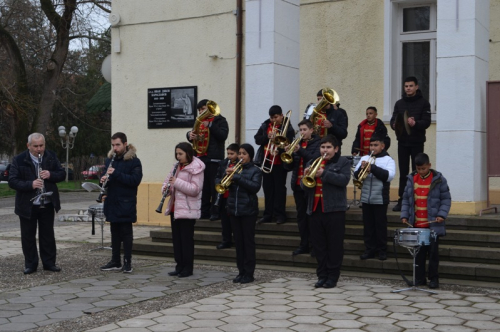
[40, 0, 62, 30]
[78, 0, 112, 13]
[69, 34, 110, 43]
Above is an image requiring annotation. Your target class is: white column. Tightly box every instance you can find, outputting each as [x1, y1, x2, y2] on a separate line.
[436, 0, 489, 213]
[244, 0, 300, 144]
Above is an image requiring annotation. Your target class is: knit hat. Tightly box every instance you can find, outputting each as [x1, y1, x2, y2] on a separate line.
[240, 143, 255, 161]
[268, 105, 283, 116]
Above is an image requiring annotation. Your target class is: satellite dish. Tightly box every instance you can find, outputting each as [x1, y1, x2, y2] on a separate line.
[109, 13, 121, 26]
[101, 55, 111, 83]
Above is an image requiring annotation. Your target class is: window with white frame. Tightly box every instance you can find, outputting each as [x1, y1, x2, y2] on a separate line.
[384, 1, 437, 120]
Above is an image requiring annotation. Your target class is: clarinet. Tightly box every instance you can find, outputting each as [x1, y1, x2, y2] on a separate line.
[155, 161, 180, 213]
[37, 154, 46, 208]
[214, 159, 231, 207]
[96, 153, 116, 203]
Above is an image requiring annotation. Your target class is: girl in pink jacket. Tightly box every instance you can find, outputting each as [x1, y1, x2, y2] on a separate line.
[162, 142, 205, 277]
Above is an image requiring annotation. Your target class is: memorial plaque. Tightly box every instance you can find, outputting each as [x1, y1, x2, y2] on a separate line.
[148, 86, 197, 129]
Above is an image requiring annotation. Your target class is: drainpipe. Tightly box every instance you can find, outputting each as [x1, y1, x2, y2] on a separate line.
[235, 0, 243, 144]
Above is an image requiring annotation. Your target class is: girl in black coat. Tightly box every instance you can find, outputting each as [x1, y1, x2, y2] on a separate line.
[226, 144, 262, 284]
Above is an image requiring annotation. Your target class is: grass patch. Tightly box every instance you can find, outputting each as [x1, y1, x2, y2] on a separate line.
[0, 179, 99, 198]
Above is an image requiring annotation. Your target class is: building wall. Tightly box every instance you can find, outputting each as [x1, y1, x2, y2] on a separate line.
[110, 0, 243, 224]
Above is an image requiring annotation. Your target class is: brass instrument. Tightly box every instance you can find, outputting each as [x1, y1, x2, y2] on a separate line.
[155, 161, 180, 213]
[260, 121, 279, 174]
[302, 153, 327, 188]
[273, 110, 292, 149]
[215, 159, 243, 194]
[310, 88, 340, 137]
[353, 151, 375, 190]
[281, 134, 303, 164]
[97, 153, 116, 203]
[192, 100, 221, 154]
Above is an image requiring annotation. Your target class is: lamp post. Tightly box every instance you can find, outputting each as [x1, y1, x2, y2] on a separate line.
[58, 126, 78, 182]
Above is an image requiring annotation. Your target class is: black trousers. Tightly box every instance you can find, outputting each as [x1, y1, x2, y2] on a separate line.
[200, 157, 220, 216]
[230, 215, 257, 277]
[415, 237, 439, 282]
[361, 203, 388, 254]
[397, 144, 424, 200]
[219, 198, 233, 244]
[293, 188, 309, 250]
[110, 222, 133, 262]
[171, 216, 195, 274]
[19, 204, 56, 269]
[309, 210, 345, 281]
[262, 163, 287, 220]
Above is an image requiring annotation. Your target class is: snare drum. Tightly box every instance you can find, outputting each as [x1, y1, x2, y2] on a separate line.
[395, 228, 435, 248]
[351, 155, 361, 168]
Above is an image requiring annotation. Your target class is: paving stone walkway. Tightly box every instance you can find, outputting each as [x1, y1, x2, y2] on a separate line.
[86, 277, 500, 332]
[0, 266, 235, 331]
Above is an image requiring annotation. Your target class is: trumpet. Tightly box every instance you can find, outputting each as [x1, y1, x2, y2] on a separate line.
[273, 110, 292, 149]
[302, 153, 327, 188]
[215, 159, 243, 194]
[97, 153, 116, 203]
[192, 100, 220, 154]
[281, 134, 303, 164]
[156, 162, 180, 213]
[260, 121, 279, 174]
[353, 151, 375, 190]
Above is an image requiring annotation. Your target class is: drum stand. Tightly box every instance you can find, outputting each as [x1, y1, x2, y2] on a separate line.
[349, 168, 360, 206]
[88, 209, 112, 252]
[392, 245, 437, 295]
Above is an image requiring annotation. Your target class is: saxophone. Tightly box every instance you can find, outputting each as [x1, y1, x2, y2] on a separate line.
[192, 100, 220, 154]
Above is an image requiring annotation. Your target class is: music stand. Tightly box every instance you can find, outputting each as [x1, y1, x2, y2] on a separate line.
[392, 244, 437, 295]
[88, 204, 111, 251]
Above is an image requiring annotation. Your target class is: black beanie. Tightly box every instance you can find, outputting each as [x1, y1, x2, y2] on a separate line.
[240, 143, 255, 161]
[268, 105, 283, 116]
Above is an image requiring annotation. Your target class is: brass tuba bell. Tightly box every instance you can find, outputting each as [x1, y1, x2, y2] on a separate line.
[310, 88, 340, 137]
[192, 100, 220, 154]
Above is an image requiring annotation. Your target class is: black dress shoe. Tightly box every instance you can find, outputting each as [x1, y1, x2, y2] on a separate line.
[360, 252, 375, 260]
[24, 267, 37, 275]
[292, 248, 309, 256]
[209, 214, 220, 221]
[233, 275, 243, 283]
[216, 243, 232, 250]
[168, 271, 180, 276]
[178, 272, 193, 278]
[276, 218, 286, 224]
[43, 265, 61, 272]
[392, 202, 402, 212]
[240, 275, 254, 284]
[378, 252, 387, 261]
[256, 217, 272, 224]
[429, 279, 439, 289]
[323, 279, 337, 289]
[314, 278, 327, 288]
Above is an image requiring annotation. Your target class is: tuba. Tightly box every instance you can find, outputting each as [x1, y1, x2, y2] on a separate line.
[215, 160, 243, 194]
[302, 153, 327, 188]
[273, 110, 292, 149]
[281, 134, 303, 164]
[310, 88, 340, 137]
[353, 151, 375, 190]
[192, 100, 220, 154]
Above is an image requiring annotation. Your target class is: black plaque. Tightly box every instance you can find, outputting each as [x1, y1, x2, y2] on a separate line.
[148, 86, 197, 129]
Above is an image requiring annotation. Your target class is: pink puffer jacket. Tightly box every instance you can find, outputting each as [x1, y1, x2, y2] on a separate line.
[162, 157, 205, 220]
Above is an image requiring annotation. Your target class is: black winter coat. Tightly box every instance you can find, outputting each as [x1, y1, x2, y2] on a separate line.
[186, 115, 229, 160]
[389, 90, 431, 146]
[253, 119, 295, 166]
[283, 135, 321, 191]
[351, 118, 391, 154]
[325, 107, 348, 145]
[226, 162, 262, 217]
[8, 150, 66, 219]
[102, 145, 143, 223]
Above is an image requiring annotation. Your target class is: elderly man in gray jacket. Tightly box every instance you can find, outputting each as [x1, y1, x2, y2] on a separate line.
[353, 136, 396, 261]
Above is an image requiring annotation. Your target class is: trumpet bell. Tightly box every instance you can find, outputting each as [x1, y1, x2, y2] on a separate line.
[302, 176, 316, 188]
[215, 184, 226, 194]
[280, 152, 293, 164]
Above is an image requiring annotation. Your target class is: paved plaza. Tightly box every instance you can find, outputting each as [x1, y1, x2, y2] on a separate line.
[0, 194, 500, 331]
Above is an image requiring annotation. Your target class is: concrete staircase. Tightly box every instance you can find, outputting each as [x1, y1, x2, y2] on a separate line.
[133, 208, 500, 282]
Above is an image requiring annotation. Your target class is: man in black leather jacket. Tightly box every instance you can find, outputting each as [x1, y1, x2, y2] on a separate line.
[8, 133, 66, 275]
[390, 77, 431, 211]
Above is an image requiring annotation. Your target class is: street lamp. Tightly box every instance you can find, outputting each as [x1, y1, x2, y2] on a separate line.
[58, 125, 78, 182]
